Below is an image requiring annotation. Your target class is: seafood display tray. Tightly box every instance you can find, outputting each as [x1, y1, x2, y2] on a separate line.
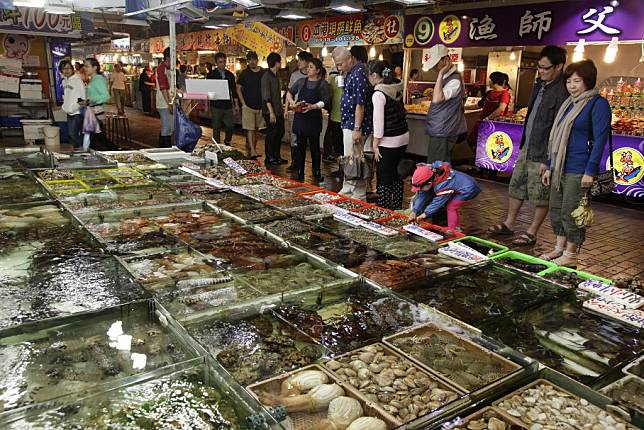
[600, 375, 644, 427]
[322, 343, 468, 426]
[491, 377, 638, 429]
[539, 265, 613, 286]
[0, 359, 283, 430]
[447, 406, 528, 430]
[623, 354, 643, 378]
[383, 323, 524, 396]
[247, 364, 400, 430]
[490, 251, 556, 275]
[0, 300, 201, 417]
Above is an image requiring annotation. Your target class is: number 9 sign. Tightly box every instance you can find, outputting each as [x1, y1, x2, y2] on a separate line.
[413, 17, 434, 46]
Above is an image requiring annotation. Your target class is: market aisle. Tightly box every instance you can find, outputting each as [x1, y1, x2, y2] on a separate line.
[123, 107, 644, 280]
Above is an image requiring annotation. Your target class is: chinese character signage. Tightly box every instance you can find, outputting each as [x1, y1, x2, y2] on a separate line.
[111, 36, 130, 51]
[273, 23, 297, 45]
[404, 0, 642, 48]
[150, 30, 241, 55]
[227, 22, 285, 57]
[298, 11, 403, 47]
[0, 7, 91, 38]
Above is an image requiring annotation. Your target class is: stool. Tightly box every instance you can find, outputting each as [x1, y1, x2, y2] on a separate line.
[104, 114, 131, 148]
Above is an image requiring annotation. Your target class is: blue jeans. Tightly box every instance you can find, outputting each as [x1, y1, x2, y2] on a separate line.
[158, 108, 173, 137]
[67, 114, 83, 148]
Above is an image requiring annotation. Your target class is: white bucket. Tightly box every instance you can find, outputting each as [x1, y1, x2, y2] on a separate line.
[43, 125, 60, 150]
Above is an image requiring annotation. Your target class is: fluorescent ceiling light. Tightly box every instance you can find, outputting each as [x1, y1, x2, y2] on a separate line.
[396, 0, 433, 4]
[330, 0, 364, 13]
[202, 19, 234, 29]
[177, 4, 208, 21]
[232, 0, 261, 8]
[277, 10, 310, 20]
[14, 0, 45, 6]
[243, 14, 273, 23]
[45, 0, 73, 14]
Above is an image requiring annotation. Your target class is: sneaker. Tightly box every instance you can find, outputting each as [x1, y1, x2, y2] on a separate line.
[322, 155, 336, 163]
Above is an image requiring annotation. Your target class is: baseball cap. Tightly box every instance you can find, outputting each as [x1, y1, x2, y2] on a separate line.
[425, 44, 449, 70]
[411, 165, 435, 192]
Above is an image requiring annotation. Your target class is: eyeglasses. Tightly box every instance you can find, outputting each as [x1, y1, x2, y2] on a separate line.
[537, 63, 555, 71]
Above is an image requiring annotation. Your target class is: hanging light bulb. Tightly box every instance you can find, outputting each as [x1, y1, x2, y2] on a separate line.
[369, 46, 376, 58]
[261, 57, 268, 68]
[604, 37, 619, 63]
[321, 45, 328, 57]
[573, 39, 585, 62]
[235, 62, 241, 71]
[457, 61, 464, 72]
[378, 53, 383, 61]
[509, 51, 516, 61]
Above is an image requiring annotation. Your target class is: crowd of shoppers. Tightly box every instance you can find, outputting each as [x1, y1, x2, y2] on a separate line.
[59, 41, 612, 240]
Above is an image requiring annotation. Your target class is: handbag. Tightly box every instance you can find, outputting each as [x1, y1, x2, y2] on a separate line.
[586, 97, 615, 197]
[340, 143, 372, 181]
[82, 106, 101, 134]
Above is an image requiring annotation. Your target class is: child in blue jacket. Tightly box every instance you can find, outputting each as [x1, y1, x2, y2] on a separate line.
[408, 161, 481, 229]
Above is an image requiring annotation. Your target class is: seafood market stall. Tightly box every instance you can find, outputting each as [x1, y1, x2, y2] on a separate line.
[1, 145, 643, 430]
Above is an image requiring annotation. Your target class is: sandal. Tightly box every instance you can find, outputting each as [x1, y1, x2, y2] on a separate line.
[539, 246, 565, 261]
[511, 232, 537, 246]
[488, 223, 514, 236]
[553, 251, 578, 269]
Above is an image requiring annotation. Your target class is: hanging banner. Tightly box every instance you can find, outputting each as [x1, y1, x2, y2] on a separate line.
[404, 0, 643, 48]
[0, 7, 91, 38]
[50, 40, 71, 105]
[227, 22, 285, 57]
[149, 35, 169, 54]
[297, 11, 403, 47]
[475, 121, 522, 174]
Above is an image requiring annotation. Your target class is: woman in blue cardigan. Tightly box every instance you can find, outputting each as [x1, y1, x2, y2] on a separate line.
[541, 60, 611, 267]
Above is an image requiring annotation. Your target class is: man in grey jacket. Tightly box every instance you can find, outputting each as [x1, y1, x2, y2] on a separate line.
[488, 45, 569, 247]
[424, 44, 467, 164]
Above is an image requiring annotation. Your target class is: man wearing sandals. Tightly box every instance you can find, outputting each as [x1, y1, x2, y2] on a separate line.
[488, 46, 568, 247]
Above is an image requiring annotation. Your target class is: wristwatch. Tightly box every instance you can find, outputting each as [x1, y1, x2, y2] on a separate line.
[353, 126, 361, 131]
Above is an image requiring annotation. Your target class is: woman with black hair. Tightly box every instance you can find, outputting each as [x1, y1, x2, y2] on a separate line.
[368, 60, 409, 209]
[480, 71, 511, 120]
[82, 57, 116, 150]
[286, 58, 331, 182]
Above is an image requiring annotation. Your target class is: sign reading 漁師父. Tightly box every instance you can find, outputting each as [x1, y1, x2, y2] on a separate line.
[0, 7, 92, 38]
[404, 0, 643, 48]
[297, 11, 404, 47]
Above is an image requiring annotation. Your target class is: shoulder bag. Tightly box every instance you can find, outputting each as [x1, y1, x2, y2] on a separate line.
[587, 97, 615, 197]
[340, 144, 372, 181]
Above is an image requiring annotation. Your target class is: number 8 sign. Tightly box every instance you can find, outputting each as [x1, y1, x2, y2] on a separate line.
[300, 24, 312, 43]
[413, 17, 434, 46]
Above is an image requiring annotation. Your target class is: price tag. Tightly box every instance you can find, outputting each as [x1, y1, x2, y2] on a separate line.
[321, 203, 348, 214]
[333, 212, 366, 227]
[362, 221, 399, 236]
[438, 242, 489, 264]
[231, 186, 260, 200]
[204, 150, 219, 164]
[178, 165, 207, 179]
[583, 296, 644, 328]
[578, 280, 644, 309]
[403, 224, 443, 242]
[223, 157, 247, 175]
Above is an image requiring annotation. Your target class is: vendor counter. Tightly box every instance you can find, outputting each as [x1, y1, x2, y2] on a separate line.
[406, 109, 481, 161]
[476, 120, 644, 198]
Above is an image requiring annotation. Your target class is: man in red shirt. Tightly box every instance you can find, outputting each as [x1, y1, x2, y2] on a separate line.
[156, 47, 173, 147]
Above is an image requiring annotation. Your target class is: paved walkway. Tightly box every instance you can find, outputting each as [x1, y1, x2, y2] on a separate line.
[97, 107, 644, 280]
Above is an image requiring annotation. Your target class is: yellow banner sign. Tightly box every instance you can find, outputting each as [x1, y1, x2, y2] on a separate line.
[227, 22, 285, 57]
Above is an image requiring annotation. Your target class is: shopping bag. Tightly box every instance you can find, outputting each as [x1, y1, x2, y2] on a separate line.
[82, 133, 91, 152]
[340, 154, 364, 180]
[571, 194, 595, 228]
[82, 106, 101, 134]
[174, 103, 201, 153]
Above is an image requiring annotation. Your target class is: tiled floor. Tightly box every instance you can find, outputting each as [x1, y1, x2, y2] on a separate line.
[56, 107, 644, 280]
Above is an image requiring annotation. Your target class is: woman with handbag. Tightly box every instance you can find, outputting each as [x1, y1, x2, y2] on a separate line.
[368, 61, 409, 209]
[541, 60, 612, 267]
[286, 58, 331, 182]
[82, 57, 117, 150]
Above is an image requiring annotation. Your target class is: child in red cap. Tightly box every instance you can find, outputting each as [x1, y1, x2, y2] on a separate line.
[409, 161, 480, 229]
